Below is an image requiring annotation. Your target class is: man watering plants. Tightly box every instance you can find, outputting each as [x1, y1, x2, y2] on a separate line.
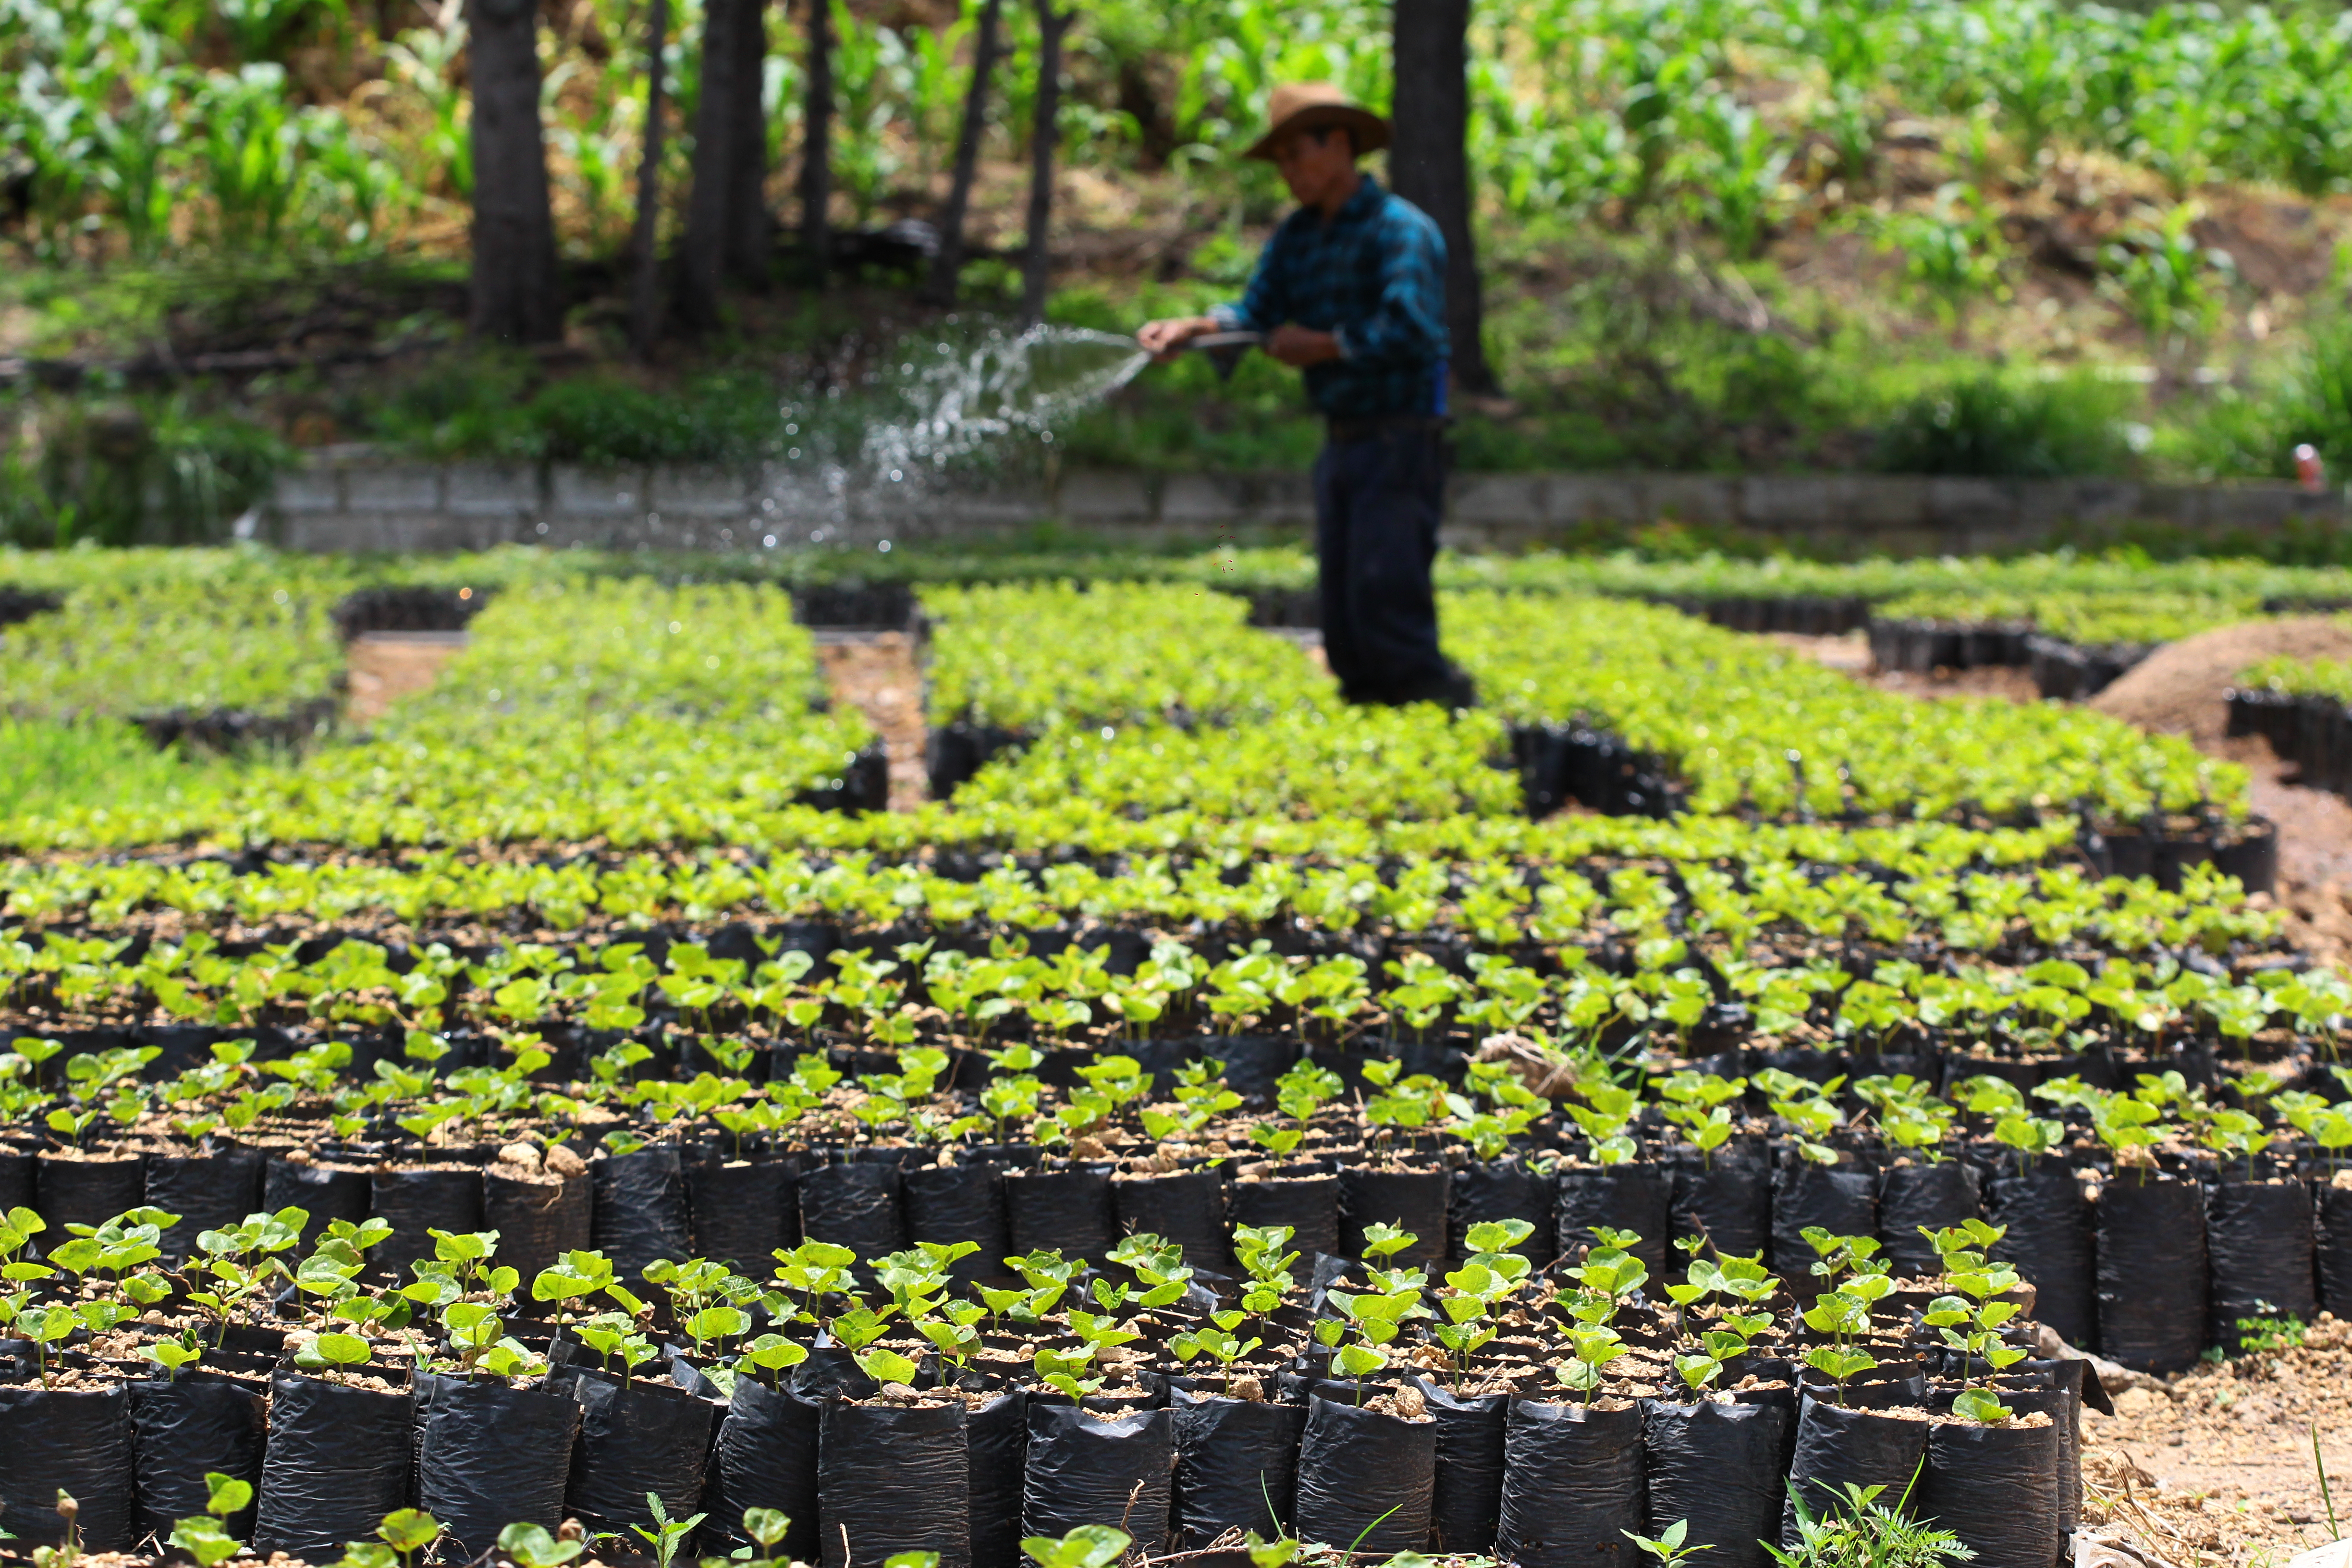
[1138, 83, 1476, 710]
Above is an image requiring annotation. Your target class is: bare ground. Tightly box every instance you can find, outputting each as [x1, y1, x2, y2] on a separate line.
[816, 631, 928, 811]
[2081, 1318, 2352, 1568]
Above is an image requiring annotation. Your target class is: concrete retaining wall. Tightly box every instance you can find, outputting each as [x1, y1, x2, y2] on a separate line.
[270, 451, 2347, 554]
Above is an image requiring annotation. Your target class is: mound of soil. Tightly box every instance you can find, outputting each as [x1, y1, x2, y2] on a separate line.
[2089, 617, 2352, 746]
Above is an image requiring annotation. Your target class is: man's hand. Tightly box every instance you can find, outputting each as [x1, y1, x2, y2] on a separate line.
[1266, 324, 1341, 368]
[1138, 316, 1219, 361]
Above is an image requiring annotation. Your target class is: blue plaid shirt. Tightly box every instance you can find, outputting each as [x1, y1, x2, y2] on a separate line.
[1212, 174, 1450, 420]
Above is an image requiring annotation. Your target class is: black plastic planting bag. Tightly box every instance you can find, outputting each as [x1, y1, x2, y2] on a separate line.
[369, 1165, 485, 1279]
[1557, 1162, 1671, 1278]
[968, 1389, 1029, 1568]
[2206, 1177, 2317, 1346]
[1985, 1161, 2095, 1349]
[1170, 1387, 1304, 1547]
[547, 1363, 720, 1542]
[802, 1161, 907, 1256]
[818, 1400, 971, 1568]
[1293, 1394, 1435, 1554]
[1643, 1398, 1789, 1568]
[1876, 1162, 1980, 1278]
[1919, 1413, 2063, 1568]
[1115, 1169, 1230, 1271]
[0, 1150, 33, 1213]
[1779, 1396, 1928, 1545]
[1227, 1174, 1340, 1262]
[591, 1145, 693, 1279]
[263, 1159, 372, 1248]
[1005, 1165, 1115, 1259]
[254, 1372, 415, 1559]
[485, 1168, 592, 1284]
[1411, 1377, 1507, 1552]
[1671, 1155, 1772, 1262]
[129, 1372, 267, 1541]
[2095, 1176, 2208, 1373]
[904, 1163, 1008, 1284]
[1021, 1402, 1174, 1556]
[415, 1375, 581, 1560]
[2000, 1379, 2082, 1533]
[1448, 1159, 1557, 1267]
[1337, 1165, 1449, 1265]
[703, 1376, 822, 1560]
[0, 1383, 135, 1551]
[147, 1149, 266, 1258]
[1494, 1397, 1645, 1568]
[1770, 1163, 1877, 1295]
[682, 1154, 799, 1268]
[2318, 1182, 2352, 1320]
[687, 1156, 801, 1268]
[36, 1152, 146, 1231]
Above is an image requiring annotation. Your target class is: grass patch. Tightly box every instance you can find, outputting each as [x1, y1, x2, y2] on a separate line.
[0, 716, 240, 821]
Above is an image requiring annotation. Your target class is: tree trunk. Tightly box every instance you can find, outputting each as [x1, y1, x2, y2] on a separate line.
[466, 0, 562, 343]
[676, 0, 744, 330]
[1018, 0, 1068, 325]
[723, 0, 772, 282]
[627, 0, 671, 356]
[1388, 0, 1495, 395]
[920, 0, 1004, 307]
[798, 0, 833, 282]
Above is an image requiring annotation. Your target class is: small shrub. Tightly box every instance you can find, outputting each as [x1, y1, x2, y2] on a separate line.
[1874, 371, 2133, 478]
[530, 372, 783, 468]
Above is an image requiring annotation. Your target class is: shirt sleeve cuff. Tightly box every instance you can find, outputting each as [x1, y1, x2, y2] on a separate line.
[1332, 325, 1354, 359]
[1210, 304, 1245, 330]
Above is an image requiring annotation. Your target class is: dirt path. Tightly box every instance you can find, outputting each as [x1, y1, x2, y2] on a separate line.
[2080, 1318, 2352, 1568]
[816, 631, 928, 811]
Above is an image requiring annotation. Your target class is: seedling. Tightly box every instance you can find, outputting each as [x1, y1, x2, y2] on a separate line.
[377, 1508, 443, 1568]
[1920, 1221, 2026, 1422]
[1170, 1311, 1264, 1395]
[737, 1509, 791, 1565]
[631, 1491, 707, 1568]
[1020, 1525, 1129, 1568]
[34, 1490, 80, 1568]
[166, 1473, 254, 1568]
[292, 1330, 376, 1381]
[1623, 1519, 1710, 1568]
[497, 1522, 585, 1568]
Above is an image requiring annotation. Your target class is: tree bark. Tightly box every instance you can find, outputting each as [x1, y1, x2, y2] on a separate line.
[627, 0, 671, 356]
[1018, 0, 1069, 326]
[798, 0, 833, 282]
[920, 0, 1004, 307]
[466, 0, 562, 343]
[723, 0, 772, 282]
[1388, 0, 1495, 395]
[676, 0, 744, 329]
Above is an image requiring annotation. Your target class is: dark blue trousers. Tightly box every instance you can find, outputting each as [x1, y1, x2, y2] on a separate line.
[1312, 422, 1453, 702]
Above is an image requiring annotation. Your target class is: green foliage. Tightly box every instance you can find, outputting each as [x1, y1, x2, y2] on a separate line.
[1873, 372, 2134, 480]
[1765, 1479, 1976, 1567]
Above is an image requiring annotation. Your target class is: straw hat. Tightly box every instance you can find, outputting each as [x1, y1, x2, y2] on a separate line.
[1242, 82, 1391, 161]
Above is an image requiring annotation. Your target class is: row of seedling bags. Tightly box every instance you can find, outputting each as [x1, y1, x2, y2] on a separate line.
[0, 1228, 2083, 1568]
[9, 1128, 2345, 1370]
